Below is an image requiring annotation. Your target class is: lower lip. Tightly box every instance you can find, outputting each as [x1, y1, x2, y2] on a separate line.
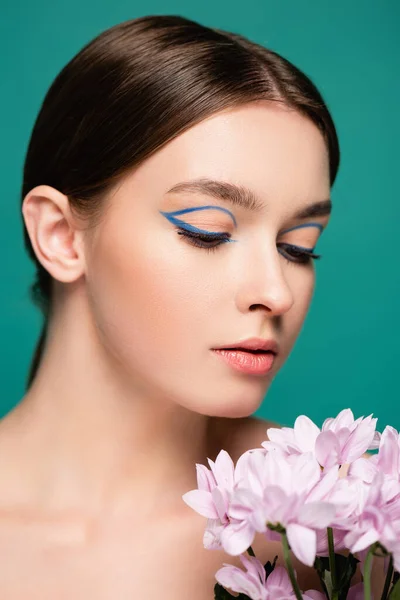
[211, 349, 276, 375]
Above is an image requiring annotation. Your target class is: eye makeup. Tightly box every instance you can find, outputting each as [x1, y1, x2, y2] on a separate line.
[278, 222, 324, 254]
[280, 223, 324, 235]
[160, 205, 324, 261]
[159, 205, 323, 265]
[161, 206, 322, 241]
[160, 205, 237, 234]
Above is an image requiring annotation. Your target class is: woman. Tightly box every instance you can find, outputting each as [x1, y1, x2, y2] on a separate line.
[0, 13, 381, 599]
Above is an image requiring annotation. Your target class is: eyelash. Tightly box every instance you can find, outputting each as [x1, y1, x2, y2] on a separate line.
[177, 229, 322, 265]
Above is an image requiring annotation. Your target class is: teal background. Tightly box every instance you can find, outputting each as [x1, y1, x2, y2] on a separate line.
[1, 2, 398, 432]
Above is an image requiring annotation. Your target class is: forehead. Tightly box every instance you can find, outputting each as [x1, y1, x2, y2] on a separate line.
[116, 101, 330, 217]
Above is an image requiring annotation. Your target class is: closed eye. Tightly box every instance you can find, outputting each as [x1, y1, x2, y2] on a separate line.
[277, 242, 321, 265]
[177, 228, 233, 251]
[176, 228, 322, 264]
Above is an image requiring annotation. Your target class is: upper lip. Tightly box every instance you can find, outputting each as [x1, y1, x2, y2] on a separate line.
[213, 337, 279, 354]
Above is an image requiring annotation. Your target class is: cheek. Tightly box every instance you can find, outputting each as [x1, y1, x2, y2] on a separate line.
[284, 268, 316, 351]
[86, 225, 217, 377]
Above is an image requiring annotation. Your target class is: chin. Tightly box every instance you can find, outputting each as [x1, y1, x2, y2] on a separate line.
[198, 394, 265, 419]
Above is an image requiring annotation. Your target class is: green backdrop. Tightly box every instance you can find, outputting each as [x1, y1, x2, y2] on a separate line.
[1, 1, 398, 433]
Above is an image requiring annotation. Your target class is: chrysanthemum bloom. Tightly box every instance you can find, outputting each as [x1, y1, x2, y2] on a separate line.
[215, 554, 325, 600]
[349, 425, 400, 485]
[344, 428, 400, 571]
[215, 554, 366, 600]
[263, 409, 381, 468]
[224, 450, 338, 566]
[182, 447, 265, 550]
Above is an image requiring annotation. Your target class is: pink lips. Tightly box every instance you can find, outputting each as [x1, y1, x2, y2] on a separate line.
[213, 337, 279, 355]
[211, 348, 276, 375]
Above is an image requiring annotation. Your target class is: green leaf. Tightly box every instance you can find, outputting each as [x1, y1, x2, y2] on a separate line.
[314, 556, 330, 597]
[336, 553, 359, 599]
[264, 555, 278, 578]
[324, 570, 333, 598]
[389, 579, 400, 599]
[314, 553, 359, 599]
[315, 555, 330, 571]
[214, 582, 238, 599]
[213, 582, 252, 600]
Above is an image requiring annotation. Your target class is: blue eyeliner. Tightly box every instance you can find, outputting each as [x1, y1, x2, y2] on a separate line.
[279, 223, 323, 253]
[160, 206, 322, 251]
[280, 222, 324, 234]
[163, 219, 237, 240]
[160, 205, 237, 227]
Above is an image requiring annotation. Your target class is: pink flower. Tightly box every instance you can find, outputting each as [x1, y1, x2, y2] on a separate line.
[347, 583, 370, 600]
[377, 426, 400, 479]
[182, 448, 264, 550]
[225, 451, 338, 566]
[350, 425, 400, 485]
[182, 449, 234, 549]
[215, 555, 325, 600]
[344, 470, 400, 571]
[263, 409, 381, 468]
[315, 473, 367, 532]
[215, 554, 268, 600]
[340, 426, 400, 570]
[315, 526, 348, 556]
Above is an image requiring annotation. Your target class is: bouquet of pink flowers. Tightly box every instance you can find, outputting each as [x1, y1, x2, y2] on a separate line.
[182, 409, 400, 599]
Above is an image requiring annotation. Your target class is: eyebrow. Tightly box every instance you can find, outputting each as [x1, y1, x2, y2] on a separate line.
[166, 177, 332, 220]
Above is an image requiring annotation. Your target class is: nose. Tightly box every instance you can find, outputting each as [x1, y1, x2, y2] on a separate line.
[235, 245, 295, 316]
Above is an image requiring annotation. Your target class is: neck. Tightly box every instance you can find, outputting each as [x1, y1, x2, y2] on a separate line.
[1, 289, 216, 521]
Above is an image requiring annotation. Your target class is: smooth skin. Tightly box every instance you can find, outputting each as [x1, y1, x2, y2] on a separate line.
[0, 101, 386, 597]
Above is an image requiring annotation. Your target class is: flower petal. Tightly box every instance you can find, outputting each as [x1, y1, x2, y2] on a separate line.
[239, 554, 266, 586]
[378, 426, 400, 477]
[315, 430, 340, 468]
[330, 408, 355, 431]
[265, 565, 292, 592]
[348, 456, 377, 483]
[304, 592, 326, 600]
[287, 523, 317, 566]
[210, 449, 235, 490]
[220, 519, 256, 556]
[293, 415, 320, 453]
[342, 417, 378, 463]
[291, 452, 321, 494]
[203, 518, 225, 549]
[181, 489, 219, 519]
[298, 501, 336, 528]
[215, 563, 264, 599]
[307, 465, 339, 503]
[211, 486, 229, 523]
[347, 583, 366, 600]
[196, 463, 216, 492]
[345, 527, 380, 553]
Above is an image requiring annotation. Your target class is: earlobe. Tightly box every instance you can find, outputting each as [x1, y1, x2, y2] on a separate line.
[21, 184, 85, 284]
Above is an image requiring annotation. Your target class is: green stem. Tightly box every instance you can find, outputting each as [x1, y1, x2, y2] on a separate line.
[327, 527, 338, 592]
[363, 545, 376, 600]
[282, 532, 304, 600]
[380, 555, 394, 600]
[247, 545, 256, 557]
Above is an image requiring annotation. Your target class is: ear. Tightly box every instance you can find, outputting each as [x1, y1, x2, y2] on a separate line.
[21, 184, 86, 284]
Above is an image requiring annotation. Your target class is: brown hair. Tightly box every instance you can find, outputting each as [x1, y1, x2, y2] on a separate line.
[21, 14, 340, 390]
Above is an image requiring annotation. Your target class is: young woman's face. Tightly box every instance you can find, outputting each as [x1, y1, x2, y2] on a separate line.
[83, 101, 331, 417]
